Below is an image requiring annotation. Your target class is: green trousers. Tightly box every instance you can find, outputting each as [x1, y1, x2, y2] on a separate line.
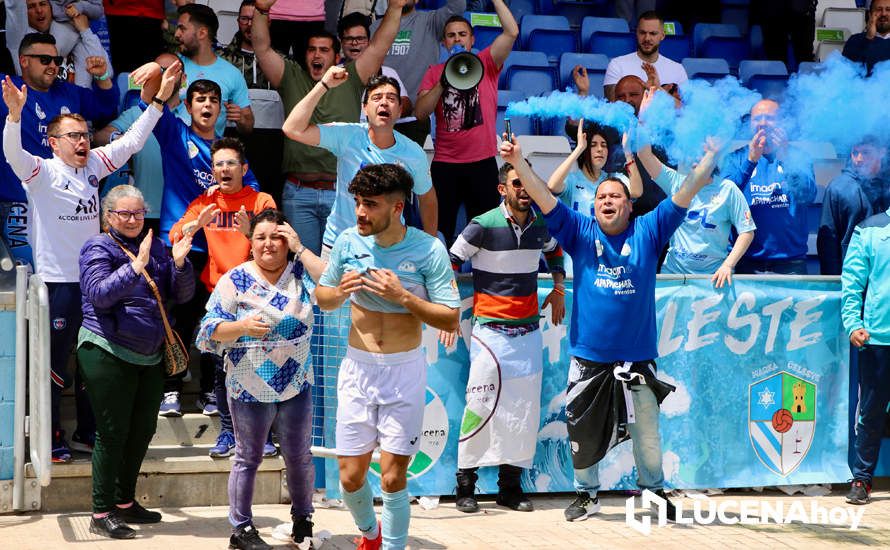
[77, 342, 163, 513]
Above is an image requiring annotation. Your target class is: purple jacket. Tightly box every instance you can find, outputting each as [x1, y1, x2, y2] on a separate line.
[79, 229, 195, 356]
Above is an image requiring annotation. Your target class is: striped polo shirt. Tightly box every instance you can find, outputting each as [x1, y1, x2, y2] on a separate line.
[450, 202, 565, 325]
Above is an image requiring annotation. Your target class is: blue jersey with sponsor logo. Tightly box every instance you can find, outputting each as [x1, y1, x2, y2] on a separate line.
[149, 103, 258, 251]
[723, 147, 816, 261]
[319, 226, 460, 314]
[316, 123, 432, 247]
[544, 199, 686, 362]
[655, 166, 756, 274]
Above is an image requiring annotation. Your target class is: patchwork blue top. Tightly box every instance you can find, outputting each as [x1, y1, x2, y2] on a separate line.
[197, 260, 315, 403]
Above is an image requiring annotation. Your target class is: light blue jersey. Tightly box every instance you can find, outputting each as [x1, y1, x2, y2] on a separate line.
[317, 123, 432, 248]
[559, 169, 629, 277]
[655, 166, 756, 274]
[320, 226, 460, 314]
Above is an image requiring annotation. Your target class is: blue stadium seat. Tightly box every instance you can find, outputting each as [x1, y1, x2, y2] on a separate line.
[749, 24, 765, 59]
[116, 72, 130, 110]
[721, 5, 750, 34]
[586, 31, 636, 57]
[526, 29, 578, 63]
[520, 15, 570, 47]
[699, 36, 751, 72]
[797, 61, 824, 75]
[581, 16, 629, 51]
[692, 23, 742, 55]
[499, 51, 549, 87]
[746, 74, 790, 100]
[472, 26, 501, 51]
[506, 66, 559, 97]
[554, 0, 607, 28]
[659, 35, 692, 61]
[738, 60, 788, 83]
[682, 57, 731, 82]
[497, 90, 534, 136]
[558, 52, 609, 92]
[535, 0, 556, 15]
[507, 0, 536, 22]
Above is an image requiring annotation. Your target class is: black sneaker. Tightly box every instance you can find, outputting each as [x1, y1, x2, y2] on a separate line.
[564, 491, 600, 521]
[291, 515, 313, 544]
[496, 487, 534, 512]
[455, 470, 479, 513]
[89, 513, 136, 539]
[229, 524, 272, 550]
[846, 480, 871, 505]
[652, 489, 678, 521]
[116, 501, 162, 524]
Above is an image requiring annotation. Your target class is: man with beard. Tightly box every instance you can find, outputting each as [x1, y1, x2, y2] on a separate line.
[446, 159, 565, 514]
[843, 0, 890, 75]
[603, 11, 687, 102]
[282, 69, 437, 255]
[252, 0, 406, 256]
[500, 133, 720, 522]
[414, 0, 518, 248]
[316, 163, 459, 550]
[818, 135, 889, 275]
[172, 3, 254, 136]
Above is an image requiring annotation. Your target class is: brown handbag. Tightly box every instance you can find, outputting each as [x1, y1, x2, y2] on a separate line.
[109, 233, 189, 376]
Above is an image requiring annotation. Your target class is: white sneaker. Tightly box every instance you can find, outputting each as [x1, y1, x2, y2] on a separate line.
[158, 391, 182, 417]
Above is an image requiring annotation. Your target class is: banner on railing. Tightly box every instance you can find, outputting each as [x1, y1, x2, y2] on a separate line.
[321, 277, 850, 496]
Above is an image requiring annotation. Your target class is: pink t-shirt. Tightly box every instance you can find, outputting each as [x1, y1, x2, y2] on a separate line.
[270, 0, 324, 22]
[419, 47, 501, 164]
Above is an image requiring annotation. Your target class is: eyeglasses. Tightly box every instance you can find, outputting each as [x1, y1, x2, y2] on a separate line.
[212, 159, 241, 168]
[110, 209, 147, 221]
[509, 178, 524, 189]
[24, 54, 64, 66]
[342, 35, 369, 44]
[237, 16, 253, 22]
[52, 131, 92, 142]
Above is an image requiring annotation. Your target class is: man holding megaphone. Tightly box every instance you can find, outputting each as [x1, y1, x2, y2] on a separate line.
[414, 0, 518, 249]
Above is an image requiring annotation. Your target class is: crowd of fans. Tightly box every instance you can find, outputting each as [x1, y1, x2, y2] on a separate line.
[1, 0, 890, 547]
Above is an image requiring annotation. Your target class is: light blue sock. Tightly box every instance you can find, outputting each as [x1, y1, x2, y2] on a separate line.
[341, 481, 378, 539]
[381, 488, 410, 550]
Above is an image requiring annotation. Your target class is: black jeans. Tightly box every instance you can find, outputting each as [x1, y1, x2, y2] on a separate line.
[431, 157, 501, 248]
[851, 345, 890, 483]
[48, 282, 94, 440]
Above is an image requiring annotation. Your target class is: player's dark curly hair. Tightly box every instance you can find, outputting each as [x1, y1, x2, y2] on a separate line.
[347, 164, 414, 201]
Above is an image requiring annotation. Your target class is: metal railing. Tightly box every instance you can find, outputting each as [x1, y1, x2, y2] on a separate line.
[12, 267, 51, 511]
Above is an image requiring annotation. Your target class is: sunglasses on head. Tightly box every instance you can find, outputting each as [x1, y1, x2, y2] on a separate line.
[24, 54, 64, 66]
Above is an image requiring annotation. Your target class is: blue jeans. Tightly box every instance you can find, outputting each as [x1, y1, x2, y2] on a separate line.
[573, 383, 665, 496]
[228, 387, 315, 528]
[851, 345, 890, 483]
[282, 182, 335, 256]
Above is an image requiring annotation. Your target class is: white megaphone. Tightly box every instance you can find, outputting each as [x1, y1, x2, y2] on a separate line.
[442, 45, 484, 91]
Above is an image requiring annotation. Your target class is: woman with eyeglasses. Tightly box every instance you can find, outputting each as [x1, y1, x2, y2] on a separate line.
[76, 185, 195, 539]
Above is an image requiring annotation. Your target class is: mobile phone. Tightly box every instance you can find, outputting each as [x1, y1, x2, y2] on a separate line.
[504, 118, 512, 142]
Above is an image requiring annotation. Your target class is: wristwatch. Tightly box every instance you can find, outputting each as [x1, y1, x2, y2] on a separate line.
[151, 95, 165, 106]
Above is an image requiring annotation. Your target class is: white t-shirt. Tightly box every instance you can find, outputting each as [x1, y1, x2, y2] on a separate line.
[603, 51, 689, 87]
[2, 108, 162, 282]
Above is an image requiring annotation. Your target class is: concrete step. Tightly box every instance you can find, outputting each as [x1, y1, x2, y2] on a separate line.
[63, 413, 225, 447]
[26, 445, 290, 513]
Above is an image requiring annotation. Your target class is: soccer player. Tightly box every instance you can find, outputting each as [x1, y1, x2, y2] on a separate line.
[316, 164, 459, 549]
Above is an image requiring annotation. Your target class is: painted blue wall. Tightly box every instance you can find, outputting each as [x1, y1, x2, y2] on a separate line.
[0, 310, 16, 480]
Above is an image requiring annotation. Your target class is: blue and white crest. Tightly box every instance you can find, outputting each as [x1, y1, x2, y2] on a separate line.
[748, 370, 816, 476]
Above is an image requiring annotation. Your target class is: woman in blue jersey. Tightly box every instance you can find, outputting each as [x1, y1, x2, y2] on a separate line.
[637, 89, 756, 287]
[547, 120, 643, 218]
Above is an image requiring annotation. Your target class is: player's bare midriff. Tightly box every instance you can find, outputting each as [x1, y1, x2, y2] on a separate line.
[348, 302, 422, 354]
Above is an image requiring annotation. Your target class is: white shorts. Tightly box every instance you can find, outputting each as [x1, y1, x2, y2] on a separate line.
[335, 346, 426, 457]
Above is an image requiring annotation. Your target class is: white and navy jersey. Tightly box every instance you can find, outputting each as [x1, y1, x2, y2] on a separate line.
[2, 107, 162, 282]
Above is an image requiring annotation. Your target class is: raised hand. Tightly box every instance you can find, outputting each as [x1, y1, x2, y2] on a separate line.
[157, 60, 183, 102]
[321, 65, 349, 89]
[240, 314, 271, 338]
[196, 203, 221, 229]
[1, 75, 27, 122]
[275, 222, 304, 253]
[254, 0, 277, 11]
[642, 62, 660, 89]
[132, 229, 153, 275]
[171, 231, 193, 268]
[86, 56, 108, 78]
[572, 65, 589, 96]
[66, 4, 90, 32]
[639, 86, 657, 118]
[234, 206, 251, 237]
[574, 118, 588, 153]
[747, 129, 766, 163]
[130, 61, 162, 87]
[499, 132, 522, 164]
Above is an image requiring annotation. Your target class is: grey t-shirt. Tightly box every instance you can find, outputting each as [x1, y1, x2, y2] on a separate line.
[370, 0, 465, 101]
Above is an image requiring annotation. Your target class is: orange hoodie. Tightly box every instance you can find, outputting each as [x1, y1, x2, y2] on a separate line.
[170, 187, 276, 292]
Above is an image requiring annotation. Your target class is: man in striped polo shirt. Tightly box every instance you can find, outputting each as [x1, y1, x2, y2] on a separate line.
[447, 159, 566, 513]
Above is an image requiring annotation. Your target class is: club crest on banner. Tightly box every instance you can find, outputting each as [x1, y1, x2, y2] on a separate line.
[748, 371, 816, 476]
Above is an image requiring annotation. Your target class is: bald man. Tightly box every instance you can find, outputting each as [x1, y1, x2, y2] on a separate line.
[722, 99, 816, 274]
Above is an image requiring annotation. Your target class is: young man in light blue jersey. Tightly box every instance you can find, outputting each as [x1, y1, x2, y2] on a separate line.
[841, 207, 890, 505]
[636, 90, 756, 286]
[316, 164, 459, 550]
[282, 66, 438, 259]
[501, 132, 716, 523]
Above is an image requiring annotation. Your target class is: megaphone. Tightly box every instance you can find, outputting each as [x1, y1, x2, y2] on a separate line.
[442, 45, 484, 91]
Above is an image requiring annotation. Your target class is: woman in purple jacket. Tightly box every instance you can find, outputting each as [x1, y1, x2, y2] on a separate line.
[76, 184, 195, 539]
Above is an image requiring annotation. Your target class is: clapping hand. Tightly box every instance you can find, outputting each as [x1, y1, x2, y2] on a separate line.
[1, 75, 27, 122]
[573, 118, 588, 153]
[157, 60, 183, 102]
[234, 206, 251, 237]
[171, 231, 193, 269]
[132, 229, 154, 274]
[748, 129, 766, 163]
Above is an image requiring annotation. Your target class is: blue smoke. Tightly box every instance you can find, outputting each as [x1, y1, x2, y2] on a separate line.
[504, 91, 637, 134]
